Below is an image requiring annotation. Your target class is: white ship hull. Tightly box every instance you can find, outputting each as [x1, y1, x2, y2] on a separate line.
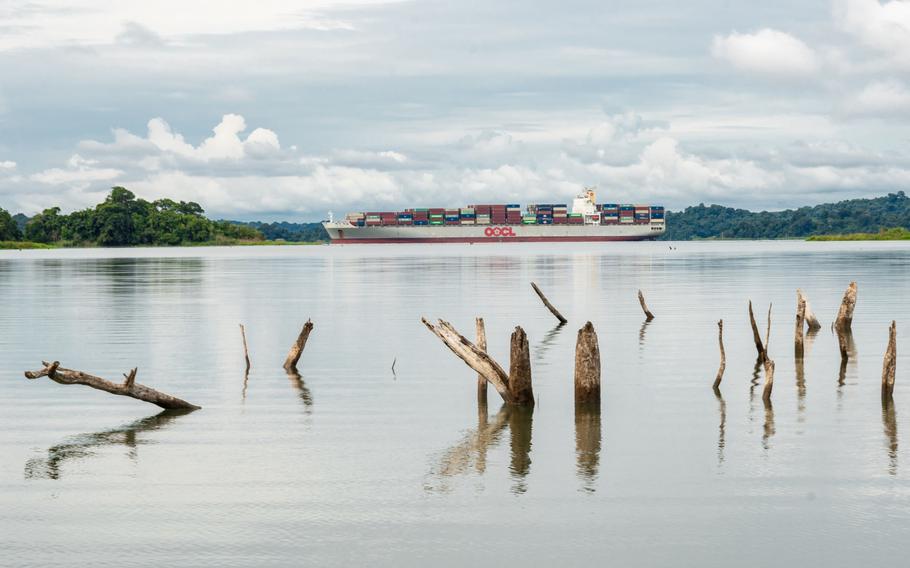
[323, 221, 665, 243]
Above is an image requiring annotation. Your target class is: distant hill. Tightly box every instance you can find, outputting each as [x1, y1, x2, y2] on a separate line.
[12, 213, 28, 232]
[226, 221, 329, 242]
[662, 191, 910, 240]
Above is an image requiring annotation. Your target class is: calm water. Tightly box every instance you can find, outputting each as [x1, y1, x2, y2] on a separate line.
[1, 241, 909, 567]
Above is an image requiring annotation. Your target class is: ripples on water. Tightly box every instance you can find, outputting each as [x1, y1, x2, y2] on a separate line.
[1, 241, 909, 567]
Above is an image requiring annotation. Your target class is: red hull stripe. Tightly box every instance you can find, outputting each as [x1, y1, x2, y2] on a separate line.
[330, 235, 658, 244]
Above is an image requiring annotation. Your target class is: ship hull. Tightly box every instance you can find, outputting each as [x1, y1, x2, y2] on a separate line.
[323, 222, 664, 243]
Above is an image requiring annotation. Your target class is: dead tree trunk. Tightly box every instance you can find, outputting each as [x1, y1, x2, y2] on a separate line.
[24, 361, 200, 410]
[762, 359, 775, 404]
[713, 319, 726, 390]
[476, 317, 488, 405]
[422, 318, 534, 406]
[239, 323, 251, 373]
[638, 290, 655, 321]
[574, 322, 601, 404]
[283, 319, 314, 372]
[530, 282, 567, 324]
[882, 321, 897, 399]
[795, 291, 807, 359]
[838, 329, 850, 362]
[748, 301, 767, 363]
[801, 290, 821, 331]
[835, 282, 857, 333]
[509, 327, 534, 406]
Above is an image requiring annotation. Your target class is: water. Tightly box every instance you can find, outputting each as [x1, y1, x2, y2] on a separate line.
[1, 241, 908, 567]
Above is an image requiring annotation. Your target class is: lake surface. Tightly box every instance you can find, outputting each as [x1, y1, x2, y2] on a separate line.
[1, 241, 908, 567]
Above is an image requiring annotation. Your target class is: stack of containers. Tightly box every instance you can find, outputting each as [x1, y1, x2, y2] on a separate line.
[649, 206, 665, 221]
[619, 205, 635, 223]
[601, 203, 619, 224]
[490, 205, 507, 224]
[553, 203, 568, 224]
[397, 211, 413, 225]
[429, 208, 444, 225]
[567, 213, 584, 224]
[365, 212, 382, 226]
[413, 209, 429, 225]
[380, 212, 398, 226]
[473, 205, 491, 224]
[347, 212, 366, 227]
[634, 204, 650, 223]
[460, 207, 476, 225]
[444, 208, 460, 225]
[536, 204, 553, 225]
[507, 204, 522, 224]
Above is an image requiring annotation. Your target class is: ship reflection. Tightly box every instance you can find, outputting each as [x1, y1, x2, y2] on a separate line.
[25, 409, 194, 480]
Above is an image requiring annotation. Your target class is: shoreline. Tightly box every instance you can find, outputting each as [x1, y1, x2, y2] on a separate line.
[0, 240, 324, 250]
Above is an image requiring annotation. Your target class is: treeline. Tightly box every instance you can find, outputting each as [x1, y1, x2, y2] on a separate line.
[662, 191, 910, 240]
[226, 220, 328, 242]
[1, 187, 263, 246]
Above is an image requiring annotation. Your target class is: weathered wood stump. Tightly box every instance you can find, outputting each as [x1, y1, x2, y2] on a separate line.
[24, 361, 200, 410]
[801, 290, 821, 331]
[476, 317, 488, 405]
[713, 319, 726, 390]
[835, 282, 857, 333]
[284, 319, 314, 372]
[239, 323, 251, 372]
[574, 321, 601, 404]
[762, 359, 775, 404]
[748, 301, 767, 363]
[422, 318, 534, 406]
[882, 320, 897, 399]
[531, 282, 568, 324]
[638, 289, 655, 321]
[795, 290, 807, 359]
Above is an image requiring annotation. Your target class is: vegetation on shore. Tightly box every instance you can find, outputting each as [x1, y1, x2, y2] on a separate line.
[806, 227, 910, 241]
[662, 191, 910, 240]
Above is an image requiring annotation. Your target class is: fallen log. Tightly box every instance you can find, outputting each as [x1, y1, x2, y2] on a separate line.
[748, 301, 767, 363]
[423, 317, 532, 405]
[835, 282, 857, 333]
[638, 289, 655, 321]
[476, 317, 488, 405]
[24, 361, 200, 410]
[239, 323, 251, 373]
[882, 321, 897, 399]
[574, 321, 601, 404]
[795, 291, 807, 359]
[531, 282, 567, 324]
[713, 319, 726, 390]
[283, 319, 314, 372]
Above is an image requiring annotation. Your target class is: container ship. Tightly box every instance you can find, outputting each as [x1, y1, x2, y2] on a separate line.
[322, 189, 665, 243]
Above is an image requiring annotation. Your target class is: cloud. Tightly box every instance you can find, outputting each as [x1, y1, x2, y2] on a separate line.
[0, 160, 15, 169]
[835, 0, 910, 66]
[712, 28, 820, 76]
[841, 80, 910, 118]
[29, 154, 123, 187]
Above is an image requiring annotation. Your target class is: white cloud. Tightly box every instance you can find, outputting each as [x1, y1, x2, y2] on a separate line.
[712, 28, 820, 76]
[835, 0, 910, 65]
[0, 161, 15, 169]
[842, 80, 910, 117]
[29, 154, 123, 187]
[126, 114, 281, 163]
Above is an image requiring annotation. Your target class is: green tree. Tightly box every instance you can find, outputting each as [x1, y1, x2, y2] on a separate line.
[24, 207, 63, 243]
[0, 207, 21, 241]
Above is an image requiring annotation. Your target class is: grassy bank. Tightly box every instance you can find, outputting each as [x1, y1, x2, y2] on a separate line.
[807, 227, 910, 241]
[1, 239, 323, 250]
[0, 241, 58, 249]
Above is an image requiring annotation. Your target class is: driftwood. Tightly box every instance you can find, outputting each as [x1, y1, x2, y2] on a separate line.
[882, 321, 897, 399]
[835, 282, 857, 332]
[713, 319, 726, 390]
[476, 317, 488, 404]
[283, 319, 314, 372]
[24, 361, 200, 410]
[239, 323, 251, 372]
[638, 290, 655, 321]
[748, 301, 767, 363]
[422, 318, 534, 406]
[531, 282, 567, 324]
[574, 321, 601, 404]
[795, 291, 807, 358]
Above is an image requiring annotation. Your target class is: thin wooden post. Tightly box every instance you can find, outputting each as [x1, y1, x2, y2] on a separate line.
[508, 326, 534, 406]
[638, 290, 655, 321]
[882, 321, 897, 399]
[748, 301, 766, 363]
[795, 291, 807, 358]
[239, 323, 251, 372]
[574, 321, 601, 404]
[713, 319, 726, 390]
[476, 317, 488, 405]
[531, 282, 567, 324]
[835, 282, 857, 332]
[283, 319, 314, 372]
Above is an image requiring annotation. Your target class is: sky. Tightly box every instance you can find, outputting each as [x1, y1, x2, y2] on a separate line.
[1, 0, 909, 220]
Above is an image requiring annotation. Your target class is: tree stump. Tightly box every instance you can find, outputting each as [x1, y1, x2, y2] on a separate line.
[795, 290, 807, 359]
[574, 321, 601, 404]
[882, 320, 897, 399]
[748, 301, 767, 363]
[284, 319, 314, 372]
[508, 326, 534, 406]
[476, 317, 488, 405]
[239, 323, 251, 372]
[638, 290, 655, 321]
[835, 282, 857, 333]
[713, 319, 726, 390]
